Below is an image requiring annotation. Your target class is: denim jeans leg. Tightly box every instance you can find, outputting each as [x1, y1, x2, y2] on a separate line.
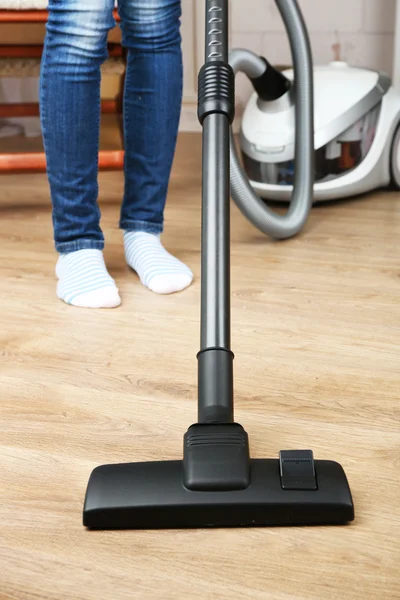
[118, 0, 183, 234]
[40, 0, 115, 253]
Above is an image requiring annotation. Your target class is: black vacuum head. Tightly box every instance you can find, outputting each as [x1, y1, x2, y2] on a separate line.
[83, 424, 354, 530]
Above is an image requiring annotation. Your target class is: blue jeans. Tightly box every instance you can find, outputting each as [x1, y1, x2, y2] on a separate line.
[40, 0, 182, 253]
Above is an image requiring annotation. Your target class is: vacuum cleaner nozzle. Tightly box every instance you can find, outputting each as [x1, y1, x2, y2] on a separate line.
[83, 423, 354, 530]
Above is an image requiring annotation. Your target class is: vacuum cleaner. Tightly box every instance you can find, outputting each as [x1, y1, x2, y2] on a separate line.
[83, 0, 354, 530]
[231, 49, 400, 209]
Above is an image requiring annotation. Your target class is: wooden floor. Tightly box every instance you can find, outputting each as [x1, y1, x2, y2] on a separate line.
[1, 133, 399, 600]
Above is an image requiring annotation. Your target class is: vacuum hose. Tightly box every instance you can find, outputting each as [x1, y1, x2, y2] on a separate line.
[229, 0, 314, 239]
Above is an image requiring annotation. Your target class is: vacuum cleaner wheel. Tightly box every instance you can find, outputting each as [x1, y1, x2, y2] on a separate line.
[390, 123, 400, 189]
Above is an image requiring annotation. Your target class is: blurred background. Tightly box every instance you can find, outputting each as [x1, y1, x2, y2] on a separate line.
[0, 0, 398, 156]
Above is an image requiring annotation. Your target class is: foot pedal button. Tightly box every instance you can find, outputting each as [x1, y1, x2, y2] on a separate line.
[279, 450, 317, 490]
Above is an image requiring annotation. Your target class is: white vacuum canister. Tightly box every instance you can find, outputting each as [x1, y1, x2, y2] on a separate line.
[239, 61, 400, 202]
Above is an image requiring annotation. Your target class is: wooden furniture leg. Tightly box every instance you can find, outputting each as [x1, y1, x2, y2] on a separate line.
[0, 9, 125, 173]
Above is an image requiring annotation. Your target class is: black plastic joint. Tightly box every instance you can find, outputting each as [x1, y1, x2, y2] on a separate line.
[279, 450, 318, 491]
[183, 423, 251, 491]
[250, 57, 291, 102]
[198, 61, 235, 125]
[197, 348, 234, 424]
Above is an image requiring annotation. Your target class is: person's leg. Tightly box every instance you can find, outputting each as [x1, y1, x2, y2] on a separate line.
[40, 0, 120, 307]
[118, 0, 192, 294]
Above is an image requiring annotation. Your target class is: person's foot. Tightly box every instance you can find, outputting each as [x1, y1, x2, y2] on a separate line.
[124, 231, 193, 294]
[56, 249, 121, 308]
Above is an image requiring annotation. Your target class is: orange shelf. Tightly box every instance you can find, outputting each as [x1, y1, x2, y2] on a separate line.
[0, 99, 118, 119]
[0, 43, 122, 58]
[0, 9, 120, 23]
[0, 150, 124, 173]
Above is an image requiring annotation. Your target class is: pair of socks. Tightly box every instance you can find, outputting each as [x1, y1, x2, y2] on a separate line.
[56, 232, 193, 308]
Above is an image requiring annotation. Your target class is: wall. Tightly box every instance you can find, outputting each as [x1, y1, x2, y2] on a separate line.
[0, 0, 397, 133]
[182, 0, 397, 129]
[231, 0, 396, 109]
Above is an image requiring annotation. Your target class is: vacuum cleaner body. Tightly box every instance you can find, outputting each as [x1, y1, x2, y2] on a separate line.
[240, 62, 400, 202]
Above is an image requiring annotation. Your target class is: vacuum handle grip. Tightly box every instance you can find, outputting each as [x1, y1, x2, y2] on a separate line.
[205, 0, 228, 63]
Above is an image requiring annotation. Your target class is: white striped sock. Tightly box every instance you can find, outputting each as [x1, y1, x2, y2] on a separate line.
[56, 249, 121, 308]
[124, 231, 193, 294]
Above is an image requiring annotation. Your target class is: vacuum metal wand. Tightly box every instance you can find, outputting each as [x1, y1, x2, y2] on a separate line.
[198, 0, 234, 424]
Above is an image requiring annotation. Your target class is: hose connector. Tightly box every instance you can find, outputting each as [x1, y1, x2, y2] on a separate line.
[198, 61, 235, 125]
